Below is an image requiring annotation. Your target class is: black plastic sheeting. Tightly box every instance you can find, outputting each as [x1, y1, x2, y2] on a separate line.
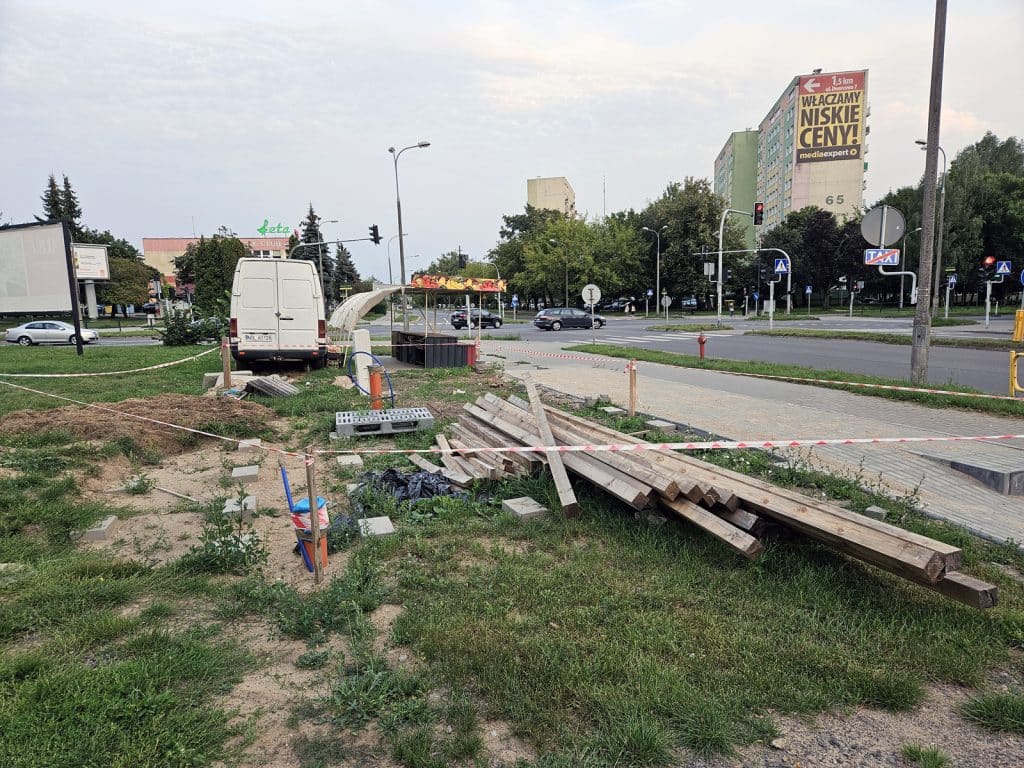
[355, 468, 469, 506]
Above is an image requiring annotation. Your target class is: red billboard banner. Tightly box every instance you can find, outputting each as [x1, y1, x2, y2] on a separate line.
[795, 70, 867, 164]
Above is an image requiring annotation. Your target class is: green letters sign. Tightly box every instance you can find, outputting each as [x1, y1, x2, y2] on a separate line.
[257, 218, 291, 236]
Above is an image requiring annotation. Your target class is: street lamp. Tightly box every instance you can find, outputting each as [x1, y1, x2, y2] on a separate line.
[389, 140, 430, 330]
[899, 226, 923, 309]
[549, 239, 570, 306]
[916, 139, 947, 315]
[386, 233, 407, 285]
[641, 226, 667, 316]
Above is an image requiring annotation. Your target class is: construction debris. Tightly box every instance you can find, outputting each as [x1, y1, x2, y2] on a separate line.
[435, 393, 997, 610]
[245, 374, 300, 397]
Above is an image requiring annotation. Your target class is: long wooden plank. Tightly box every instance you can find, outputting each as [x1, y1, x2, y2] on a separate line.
[661, 497, 763, 560]
[435, 434, 484, 479]
[522, 379, 578, 517]
[407, 453, 473, 487]
[449, 424, 517, 474]
[449, 437, 503, 479]
[465, 403, 651, 509]
[921, 571, 997, 610]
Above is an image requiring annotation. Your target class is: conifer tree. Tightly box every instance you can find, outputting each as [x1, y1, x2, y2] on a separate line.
[40, 174, 62, 221]
[61, 175, 83, 238]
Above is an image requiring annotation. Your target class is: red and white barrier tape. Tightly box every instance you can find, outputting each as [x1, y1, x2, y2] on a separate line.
[0, 347, 219, 378]
[316, 431, 1024, 457]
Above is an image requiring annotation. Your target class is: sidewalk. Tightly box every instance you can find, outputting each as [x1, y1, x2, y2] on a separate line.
[482, 340, 1024, 546]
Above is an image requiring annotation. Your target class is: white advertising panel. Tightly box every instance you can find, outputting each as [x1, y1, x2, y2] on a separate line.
[72, 244, 110, 280]
[0, 222, 71, 313]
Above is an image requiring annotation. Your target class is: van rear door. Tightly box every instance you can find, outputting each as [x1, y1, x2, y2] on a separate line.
[236, 260, 278, 354]
[277, 269, 319, 354]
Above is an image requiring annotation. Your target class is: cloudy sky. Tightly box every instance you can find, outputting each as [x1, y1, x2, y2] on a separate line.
[2, 0, 1021, 280]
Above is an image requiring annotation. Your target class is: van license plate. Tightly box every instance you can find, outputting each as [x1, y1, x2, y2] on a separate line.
[244, 334, 273, 342]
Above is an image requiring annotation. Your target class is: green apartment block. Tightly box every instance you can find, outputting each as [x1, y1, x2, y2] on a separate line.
[713, 130, 758, 249]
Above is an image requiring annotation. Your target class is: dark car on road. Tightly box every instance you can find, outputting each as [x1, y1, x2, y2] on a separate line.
[533, 307, 606, 330]
[450, 308, 503, 329]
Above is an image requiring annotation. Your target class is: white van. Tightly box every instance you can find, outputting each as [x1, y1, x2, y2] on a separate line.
[229, 258, 327, 367]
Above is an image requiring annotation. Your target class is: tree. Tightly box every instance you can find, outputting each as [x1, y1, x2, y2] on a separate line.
[40, 174, 62, 222]
[77, 228, 142, 261]
[186, 236, 248, 315]
[61, 175, 83, 239]
[331, 243, 359, 304]
[97, 258, 159, 316]
[294, 204, 336, 305]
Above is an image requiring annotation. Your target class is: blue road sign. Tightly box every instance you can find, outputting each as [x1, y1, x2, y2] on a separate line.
[948, 274, 957, 287]
[996, 260, 1011, 275]
[511, 294, 519, 307]
[646, 288, 654, 297]
[864, 248, 900, 266]
[752, 291, 760, 301]
[1020, 269, 1024, 287]
[774, 258, 789, 274]
[805, 285, 812, 294]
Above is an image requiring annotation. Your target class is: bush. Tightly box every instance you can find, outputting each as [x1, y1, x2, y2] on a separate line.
[159, 310, 225, 346]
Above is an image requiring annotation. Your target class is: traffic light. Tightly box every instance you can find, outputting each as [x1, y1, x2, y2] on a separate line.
[369, 225, 381, 245]
[457, 251, 468, 268]
[981, 255, 996, 281]
[753, 202, 765, 226]
[724, 268, 733, 283]
[758, 264, 769, 282]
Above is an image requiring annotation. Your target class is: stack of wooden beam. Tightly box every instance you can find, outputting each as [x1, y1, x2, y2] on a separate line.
[425, 388, 997, 610]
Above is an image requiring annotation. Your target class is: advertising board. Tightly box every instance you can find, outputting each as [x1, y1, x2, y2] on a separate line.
[796, 70, 867, 164]
[72, 244, 110, 280]
[0, 222, 72, 313]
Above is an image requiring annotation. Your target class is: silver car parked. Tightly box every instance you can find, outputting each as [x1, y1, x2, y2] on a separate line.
[4, 321, 99, 346]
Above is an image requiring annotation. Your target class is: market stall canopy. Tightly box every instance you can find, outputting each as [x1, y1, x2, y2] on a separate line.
[327, 286, 402, 333]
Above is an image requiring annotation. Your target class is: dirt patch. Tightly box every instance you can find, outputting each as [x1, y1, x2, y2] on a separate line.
[0, 394, 277, 456]
[481, 720, 537, 766]
[693, 683, 1024, 768]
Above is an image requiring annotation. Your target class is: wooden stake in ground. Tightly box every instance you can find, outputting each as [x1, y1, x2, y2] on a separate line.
[523, 377, 579, 517]
[628, 359, 637, 416]
[304, 447, 324, 584]
[221, 337, 233, 389]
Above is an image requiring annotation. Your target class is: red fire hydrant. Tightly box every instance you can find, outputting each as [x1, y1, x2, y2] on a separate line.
[697, 332, 707, 360]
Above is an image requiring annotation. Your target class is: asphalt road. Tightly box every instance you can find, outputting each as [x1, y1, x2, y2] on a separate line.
[432, 311, 1015, 395]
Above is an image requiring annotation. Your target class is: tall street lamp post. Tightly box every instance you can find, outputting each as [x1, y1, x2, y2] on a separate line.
[641, 225, 667, 316]
[916, 140, 947, 316]
[389, 141, 430, 330]
[900, 226, 923, 309]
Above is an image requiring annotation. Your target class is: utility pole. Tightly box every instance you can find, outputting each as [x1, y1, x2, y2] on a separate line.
[910, 0, 947, 385]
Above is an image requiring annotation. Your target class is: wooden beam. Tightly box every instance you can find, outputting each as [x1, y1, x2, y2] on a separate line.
[449, 424, 517, 474]
[660, 497, 763, 560]
[522, 378, 578, 517]
[921, 571, 997, 610]
[457, 411, 541, 473]
[407, 453, 473, 487]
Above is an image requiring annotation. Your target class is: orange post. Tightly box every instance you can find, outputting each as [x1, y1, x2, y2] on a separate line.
[698, 333, 707, 361]
[369, 366, 384, 410]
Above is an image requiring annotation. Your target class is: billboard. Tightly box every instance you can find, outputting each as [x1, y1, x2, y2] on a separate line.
[795, 70, 866, 164]
[410, 274, 507, 292]
[72, 243, 110, 280]
[0, 222, 72, 313]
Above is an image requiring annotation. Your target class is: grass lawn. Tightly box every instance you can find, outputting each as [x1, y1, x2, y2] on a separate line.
[746, 327, 1023, 352]
[645, 324, 733, 332]
[3, 353, 1024, 766]
[564, 343, 1024, 417]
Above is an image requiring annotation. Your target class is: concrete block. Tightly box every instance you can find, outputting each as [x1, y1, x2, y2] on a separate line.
[502, 496, 548, 522]
[863, 505, 888, 521]
[600, 406, 626, 415]
[223, 496, 257, 523]
[329, 431, 344, 442]
[645, 419, 677, 431]
[203, 371, 253, 390]
[231, 465, 260, 484]
[346, 483, 360, 494]
[237, 438, 262, 452]
[82, 515, 118, 542]
[358, 516, 396, 537]
[336, 454, 364, 468]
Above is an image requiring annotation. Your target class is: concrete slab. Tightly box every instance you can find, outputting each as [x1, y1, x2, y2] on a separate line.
[645, 418, 677, 431]
[912, 450, 1024, 496]
[81, 515, 118, 542]
[223, 495, 257, 523]
[863, 505, 888, 521]
[237, 438, 262, 452]
[346, 483, 360, 494]
[203, 371, 253, 390]
[600, 406, 626, 414]
[358, 516, 396, 537]
[502, 496, 548, 521]
[336, 455, 364, 468]
[231, 465, 260, 484]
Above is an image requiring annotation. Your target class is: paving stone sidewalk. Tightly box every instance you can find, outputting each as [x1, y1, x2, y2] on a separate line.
[483, 340, 1024, 546]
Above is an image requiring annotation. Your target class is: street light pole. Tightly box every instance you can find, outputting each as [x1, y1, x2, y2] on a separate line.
[641, 226, 667, 317]
[917, 140, 948, 315]
[900, 227, 923, 309]
[389, 141, 430, 330]
[717, 209, 751, 327]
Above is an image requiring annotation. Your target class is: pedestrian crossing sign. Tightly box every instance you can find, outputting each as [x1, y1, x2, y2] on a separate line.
[774, 258, 789, 274]
[996, 261, 1011, 275]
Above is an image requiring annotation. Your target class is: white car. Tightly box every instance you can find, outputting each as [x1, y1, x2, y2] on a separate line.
[4, 321, 99, 346]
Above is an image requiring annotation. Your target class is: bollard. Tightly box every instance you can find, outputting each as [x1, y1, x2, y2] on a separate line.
[221, 337, 232, 389]
[698, 333, 707, 361]
[368, 365, 384, 410]
[628, 360, 637, 417]
[1012, 351, 1023, 398]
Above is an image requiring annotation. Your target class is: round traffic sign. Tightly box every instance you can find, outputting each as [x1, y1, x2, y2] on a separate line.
[582, 283, 601, 306]
[660, 296, 671, 308]
[861, 205, 906, 247]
